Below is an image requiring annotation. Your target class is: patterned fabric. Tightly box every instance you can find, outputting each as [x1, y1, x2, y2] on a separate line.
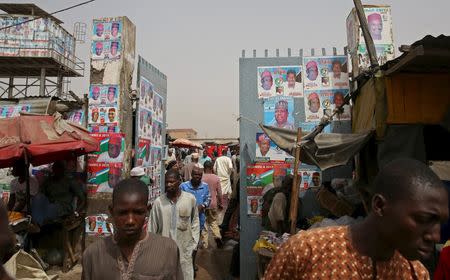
[264, 226, 429, 280]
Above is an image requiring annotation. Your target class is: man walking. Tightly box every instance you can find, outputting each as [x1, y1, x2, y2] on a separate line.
[265, 159, 448, 279]
[214, 150, 233, 207]
[201, 161, 223, 248]
[82, 178, 183, 279]
[180, 167, 211, 274]
[182, 153, 202, 181]
[149, 170, 200, 280]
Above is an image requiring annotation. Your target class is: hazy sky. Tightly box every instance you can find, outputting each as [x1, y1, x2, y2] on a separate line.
[3, 0, 449, 137]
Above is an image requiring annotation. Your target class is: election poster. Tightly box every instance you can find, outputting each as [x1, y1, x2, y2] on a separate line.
[255, 133, 293, 162]
[288, 165, 322, 192]
[136, 138, 151, 167]
[151, 146, 162, 167]
[91, 40, 121, 60]
[67, 110, 84, 125]
[89, 85, 119, 106]
[92, 20, 122, 41]
[257, 66, 303, 98]
[247, 194, 263, 216]
[87, 162, 123, 193]
[357, 44, 395, 71]
[88, 123, 119, 133]
[138, 108, 153, 140]
[299, 122, 331, 134]
[263, 96, 295, 130]
[0, 104, 31, 118]
[152, 120, 164, 147]
[153, 92, 164, 122]
[85, 214, 114, 236]
[88, 105, 118, 124]
[303, 56, 349, 90]
[139, 77, 154, 112]
[88, 133, 125, 163]
[246, 163, 290, 216]
[360, 7, 394, 45]
[303, 89, 351, 122]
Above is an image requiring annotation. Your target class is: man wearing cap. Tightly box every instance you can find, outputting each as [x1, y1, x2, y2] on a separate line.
[130, 166, 152, 187]
[91, 86, 101, 102]
[307, 92, 321, 114]
[256, 133, 279, 158]
[268, 100, 294, 130]
[108, 108, 116, 123]
[260, 70, 273, 91]
[182, 153, 203, 181]
[111, 22, 120, 38]
[330, 60, 349, 88]
[94, 22, 104, 38]
[305, 60, 319, 81]
[97, 135, 124, 163]
[90, 107, 99, 123]
[94, 41, 103, 57]
[97, 165, 121, 193]
[368, 13, 383, 40]
[284, 69, 302, 96]
[109, 41, 119, 59]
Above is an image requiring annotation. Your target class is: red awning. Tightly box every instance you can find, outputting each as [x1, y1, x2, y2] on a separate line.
[0, 113, 99, 168]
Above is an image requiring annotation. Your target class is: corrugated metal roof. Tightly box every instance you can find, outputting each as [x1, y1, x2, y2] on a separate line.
[383, 35, 450, 75]
[0, 96, 51, 114]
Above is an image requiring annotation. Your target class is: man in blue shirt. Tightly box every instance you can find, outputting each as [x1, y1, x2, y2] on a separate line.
[180, 166, 210, 275]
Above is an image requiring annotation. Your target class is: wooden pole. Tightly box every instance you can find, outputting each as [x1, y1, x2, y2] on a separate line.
[289, 128, 302, 234]
[353, 0, 379, 68]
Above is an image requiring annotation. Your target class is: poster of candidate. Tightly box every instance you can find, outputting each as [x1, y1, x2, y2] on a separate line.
[247, 193, 263, 216]
[88, 123, 119, 133]
[91, 40, 121, 60]
[263, 96, 295, 130]
[288, 165, 322, 192]
[138, 108, 153, 139]
[67, 110, 84, 125]
[257, 66, 303, 98]
[85, 214, 114, 236]
[304, 90, 331, 122]
[153, 92, 164, 122]
[87, 162, 122, 193]
[246, 163, 290, 189]
[89, 85, 119, 106]
[88, 133, 125, 163]
[0, 104, 31, 118]
[151, 146, 162, 167]
[92, 20, 122, 41]
[136, 138, 151, 167]
[152, 120, 164, 147]
[88, 105, 118, 124]
[255, 133, 293, 162]
[139, 77, 154, 112]
[361, 7, 393, 45]
[303, 56, 349, 90]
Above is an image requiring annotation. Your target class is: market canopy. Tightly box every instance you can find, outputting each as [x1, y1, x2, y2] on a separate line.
[0, 113, 99, 168]
[261, 124, 373, 170]
[170, 138, 202, 149]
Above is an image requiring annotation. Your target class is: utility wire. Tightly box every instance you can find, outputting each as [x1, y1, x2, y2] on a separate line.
[0, 0, 95, 31]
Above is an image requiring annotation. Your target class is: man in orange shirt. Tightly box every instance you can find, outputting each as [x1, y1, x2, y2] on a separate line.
[265, 158, 448, 280]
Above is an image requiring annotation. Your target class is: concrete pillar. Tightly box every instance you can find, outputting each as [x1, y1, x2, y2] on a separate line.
[39, 68, 46, 96]
[8, 76, 13, 98]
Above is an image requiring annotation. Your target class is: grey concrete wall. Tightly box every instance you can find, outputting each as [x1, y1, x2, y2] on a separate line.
[239, 50, 352, 279]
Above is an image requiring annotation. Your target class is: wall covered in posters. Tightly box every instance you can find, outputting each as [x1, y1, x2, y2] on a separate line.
[135, 56, 168, 204]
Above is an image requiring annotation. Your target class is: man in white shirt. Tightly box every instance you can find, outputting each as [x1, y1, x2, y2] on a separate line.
[214, 150, 233, 201]
[96, 134, 123, 163]
[255, 133, 278, 159]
